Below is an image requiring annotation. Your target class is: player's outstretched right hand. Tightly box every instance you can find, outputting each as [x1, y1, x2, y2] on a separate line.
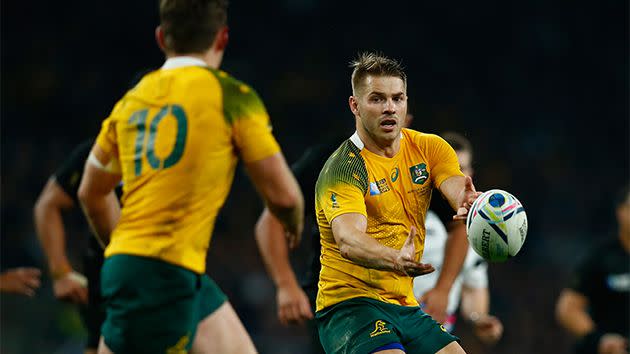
[395, 227, 435, 277]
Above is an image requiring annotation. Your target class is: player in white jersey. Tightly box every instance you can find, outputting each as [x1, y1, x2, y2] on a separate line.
[413, 132, 503, 345]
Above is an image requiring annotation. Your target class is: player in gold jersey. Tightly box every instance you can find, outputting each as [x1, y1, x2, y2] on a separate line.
[314, 53, 480, 354]
[77, 1, 304, 353]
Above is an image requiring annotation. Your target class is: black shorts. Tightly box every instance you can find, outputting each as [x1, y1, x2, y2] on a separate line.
[79, 240, 105, 350]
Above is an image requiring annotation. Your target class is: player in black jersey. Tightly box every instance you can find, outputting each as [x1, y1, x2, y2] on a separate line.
[255, 133, 344, 353]
[556, 185, 629, 354]
[34, 139, 114, 354]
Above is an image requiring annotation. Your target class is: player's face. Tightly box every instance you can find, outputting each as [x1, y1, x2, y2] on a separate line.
[457, 151, 473, 177]
[351, 75, 407, 145]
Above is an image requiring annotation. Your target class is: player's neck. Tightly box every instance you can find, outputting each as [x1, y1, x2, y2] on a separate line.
[356, 128, 401, 158]
[166, 50, 223, 69]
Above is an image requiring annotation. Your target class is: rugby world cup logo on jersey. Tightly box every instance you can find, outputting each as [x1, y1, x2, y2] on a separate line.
[409, 163, 429, 184]
[369, 178, 391, 196]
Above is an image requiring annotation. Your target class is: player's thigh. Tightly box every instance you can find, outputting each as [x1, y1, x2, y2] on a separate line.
[191, 301, 257, 354]
[435, 341, 466, 354]
[372, 350, 405, 354]
[397, 306, 459, 354]
[100, 255, 199, 353]
[317, 298, 404, 354]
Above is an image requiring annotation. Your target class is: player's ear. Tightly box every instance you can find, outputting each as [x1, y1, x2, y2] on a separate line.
[214, 26, 229, 51]
[155, 26, 167, 52]
[349, 96, 359, 116]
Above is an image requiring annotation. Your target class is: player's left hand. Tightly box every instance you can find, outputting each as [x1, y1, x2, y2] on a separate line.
[418, 287, 449, 323]
[454, 176, 482, 221]
[276, 282, 313, 326]
[473, 314, 503, 345]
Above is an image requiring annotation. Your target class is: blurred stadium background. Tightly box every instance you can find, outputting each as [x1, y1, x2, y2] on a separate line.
[1, 0, 628, 353]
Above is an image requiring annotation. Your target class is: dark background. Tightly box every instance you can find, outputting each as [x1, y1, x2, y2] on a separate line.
[1, 0, 628, 353]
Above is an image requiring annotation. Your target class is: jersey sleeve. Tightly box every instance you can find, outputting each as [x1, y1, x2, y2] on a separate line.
[221, 79, 280, 163]
[425, 134, 464, 189]
[292, 138, 344, 217]
[461, 255, 489, 289]
[95, 100, 125, 156]
[54, 139, 94, 200]
[315, 144, 369, 223]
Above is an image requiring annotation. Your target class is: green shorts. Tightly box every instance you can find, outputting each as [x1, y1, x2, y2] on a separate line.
[100, 254, 227, 354]
[316, 297, 458, 354]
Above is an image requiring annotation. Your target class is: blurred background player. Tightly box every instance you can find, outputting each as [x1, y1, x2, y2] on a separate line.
[77, 0, 303, 353]
[0, 267, 41, 297]
[555, 185, 629, 354]
[413, 132, 503, 347]
[255, 134, 341, 354]
[33, 139, 110, 354]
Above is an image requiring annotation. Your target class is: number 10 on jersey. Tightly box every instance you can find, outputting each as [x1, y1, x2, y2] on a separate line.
[128, 104, 188, 176]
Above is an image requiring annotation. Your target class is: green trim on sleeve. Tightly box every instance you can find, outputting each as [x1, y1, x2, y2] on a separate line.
[316, 140, 369, 198]
[205, 68, 267, 125]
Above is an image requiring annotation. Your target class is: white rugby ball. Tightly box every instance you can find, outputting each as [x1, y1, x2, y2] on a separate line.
[466, 189, 528, 262]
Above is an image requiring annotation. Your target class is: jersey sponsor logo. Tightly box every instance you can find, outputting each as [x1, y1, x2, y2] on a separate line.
[369, 178, 390, 196]
[409, 163, 429, 185]
[369, 320, 392, 337]
[390, 167, 400, 182]
[607, 273, 630, 292]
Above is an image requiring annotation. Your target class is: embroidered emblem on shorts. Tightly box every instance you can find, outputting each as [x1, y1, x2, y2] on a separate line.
[166, 333, 190, 354]
[409, 163, 429, 185]
[370, 320, 392, 337]
[440, 325, 447, 332]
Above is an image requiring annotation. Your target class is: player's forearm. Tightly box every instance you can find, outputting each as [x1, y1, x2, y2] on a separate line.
[460, 286, 490, 319]
[439, 175, 467, 211]
[434, 223, 468, 291]
[79, 192, 120, 248]
[338, 230, 399, 272]
[255, 209, 300, 288]
[268, 200, 304, 240]
[33, 202, 71, 276]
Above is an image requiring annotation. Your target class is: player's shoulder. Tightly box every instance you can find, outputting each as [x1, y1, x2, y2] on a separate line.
[206, 69, 266, 123]
[206, 68, 258, 99]
[317, 137, 369, 193]
[402, 129, 446, 146]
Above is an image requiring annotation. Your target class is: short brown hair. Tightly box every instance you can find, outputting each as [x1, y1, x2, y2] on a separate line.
[160, 0, 228, 54]
[441, 131, 473, 155]
[350, 52, 407, 95]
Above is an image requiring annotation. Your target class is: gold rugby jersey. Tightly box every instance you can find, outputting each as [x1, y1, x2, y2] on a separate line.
[96, 57, 280, 274]
[315, 128, 463, 311]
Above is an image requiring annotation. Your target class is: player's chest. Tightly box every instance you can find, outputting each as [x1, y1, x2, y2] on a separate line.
[362, 153, 434, 214]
